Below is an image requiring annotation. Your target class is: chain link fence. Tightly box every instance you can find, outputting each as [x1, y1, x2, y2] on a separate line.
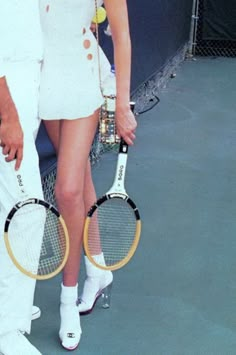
[189, 0, 236, 57]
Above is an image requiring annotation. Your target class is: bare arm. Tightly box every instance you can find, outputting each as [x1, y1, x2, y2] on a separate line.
[0, 76, 23, 170]
[104, 0, 137, 145]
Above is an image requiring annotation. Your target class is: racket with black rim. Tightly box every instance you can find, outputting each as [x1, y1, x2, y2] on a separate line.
[83, 102, 141, 271]
[4, 163, 70, 280]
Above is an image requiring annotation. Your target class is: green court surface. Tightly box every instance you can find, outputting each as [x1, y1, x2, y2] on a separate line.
[31, 57, 236, 355]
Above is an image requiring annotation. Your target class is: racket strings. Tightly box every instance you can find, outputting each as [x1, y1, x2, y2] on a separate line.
[87, 198, 137, 267]
[38, 211, 67, 275]
[7, 204, 67, 277]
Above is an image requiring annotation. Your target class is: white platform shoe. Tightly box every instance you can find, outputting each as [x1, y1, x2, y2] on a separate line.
[78, 254, 113, 315]
[59, 283, 82, 351]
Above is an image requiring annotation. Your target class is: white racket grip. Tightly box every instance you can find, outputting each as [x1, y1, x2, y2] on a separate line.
[107, 102, 135, 195]
[108, 147, 128, 194]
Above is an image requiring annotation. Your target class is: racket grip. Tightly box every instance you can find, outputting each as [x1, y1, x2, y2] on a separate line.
[102, 283, 113, 309]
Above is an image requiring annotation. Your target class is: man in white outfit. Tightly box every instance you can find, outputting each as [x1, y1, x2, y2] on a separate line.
[0, 1, 43, 354]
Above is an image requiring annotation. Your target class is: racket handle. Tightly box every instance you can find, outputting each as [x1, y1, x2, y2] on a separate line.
[102, 283, 113, 309]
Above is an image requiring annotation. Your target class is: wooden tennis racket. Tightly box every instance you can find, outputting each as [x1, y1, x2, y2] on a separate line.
[83, 102, 141, 271]
[4, 163, 69, 280]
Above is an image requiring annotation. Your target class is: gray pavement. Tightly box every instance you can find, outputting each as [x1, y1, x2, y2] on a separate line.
[31, 57, 236, 355]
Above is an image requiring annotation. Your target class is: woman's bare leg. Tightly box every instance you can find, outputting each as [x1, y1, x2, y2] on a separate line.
[43, 120, 60, 152]
[44, 120, 98, 216]
[43, 114, 99, 350]
[53, 111, 99, 286]
[44, 117, 112, 315]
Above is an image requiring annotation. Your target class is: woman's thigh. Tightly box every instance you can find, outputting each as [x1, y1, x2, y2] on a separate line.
[56, 112, 99, 190]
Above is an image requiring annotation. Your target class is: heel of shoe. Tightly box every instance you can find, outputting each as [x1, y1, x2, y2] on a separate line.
[101, 283, 112, 309]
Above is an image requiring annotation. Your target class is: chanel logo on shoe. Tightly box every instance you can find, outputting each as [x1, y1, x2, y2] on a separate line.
[67, 333, 75, 338]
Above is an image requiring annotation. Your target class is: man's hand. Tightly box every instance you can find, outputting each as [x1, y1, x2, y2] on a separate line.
[0, 118, 23, 170]
[0, 77, 23, 170]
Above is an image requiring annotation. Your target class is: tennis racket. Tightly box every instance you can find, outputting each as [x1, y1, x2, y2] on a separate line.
[83, 102, 141, 271]
[4, 163, 70, 280]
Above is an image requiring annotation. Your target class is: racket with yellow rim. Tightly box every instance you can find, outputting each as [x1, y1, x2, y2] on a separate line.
[83, 102, 141, 271]
[4, 164, 69, 280]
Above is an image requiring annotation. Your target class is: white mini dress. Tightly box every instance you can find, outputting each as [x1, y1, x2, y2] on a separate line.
[39, 0, 110, 120]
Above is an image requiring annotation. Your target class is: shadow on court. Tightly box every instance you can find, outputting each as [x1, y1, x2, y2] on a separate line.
[31, 57, 236, 355]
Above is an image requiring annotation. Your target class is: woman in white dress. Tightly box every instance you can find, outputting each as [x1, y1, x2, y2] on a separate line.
[39, 0, 136, 350]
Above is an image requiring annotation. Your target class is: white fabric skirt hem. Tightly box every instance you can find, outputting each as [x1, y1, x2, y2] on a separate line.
[39, 94, 104, 120]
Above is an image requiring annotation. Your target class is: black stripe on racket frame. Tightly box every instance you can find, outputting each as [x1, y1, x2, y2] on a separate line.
[87, 195, 141, 221]
[4, 198, 60, 233]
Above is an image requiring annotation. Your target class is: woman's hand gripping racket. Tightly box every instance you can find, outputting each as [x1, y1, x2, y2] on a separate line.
[83, 102, 141, 271]
[4, 163, 70, 280]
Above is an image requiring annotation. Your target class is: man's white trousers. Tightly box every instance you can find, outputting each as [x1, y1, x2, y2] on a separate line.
[0, 61, 43, 336]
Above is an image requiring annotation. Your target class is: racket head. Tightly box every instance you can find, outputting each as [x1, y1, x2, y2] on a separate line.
[4, 198, 70, 280]
[83, 194, 141, 271]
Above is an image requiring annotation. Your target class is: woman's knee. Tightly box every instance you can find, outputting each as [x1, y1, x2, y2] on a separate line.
[55, 181, 84, 207]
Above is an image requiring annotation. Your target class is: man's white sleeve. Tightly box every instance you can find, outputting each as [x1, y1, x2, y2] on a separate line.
[0, 2, 9, 79]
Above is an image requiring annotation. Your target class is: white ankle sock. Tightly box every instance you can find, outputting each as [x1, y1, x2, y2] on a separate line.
[92, 253, 106, 266]
[59, 284, 81, 339]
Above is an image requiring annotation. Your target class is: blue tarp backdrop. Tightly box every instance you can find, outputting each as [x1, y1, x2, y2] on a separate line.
[36, 0, 193, 175]
[98, 0, 193, 91]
